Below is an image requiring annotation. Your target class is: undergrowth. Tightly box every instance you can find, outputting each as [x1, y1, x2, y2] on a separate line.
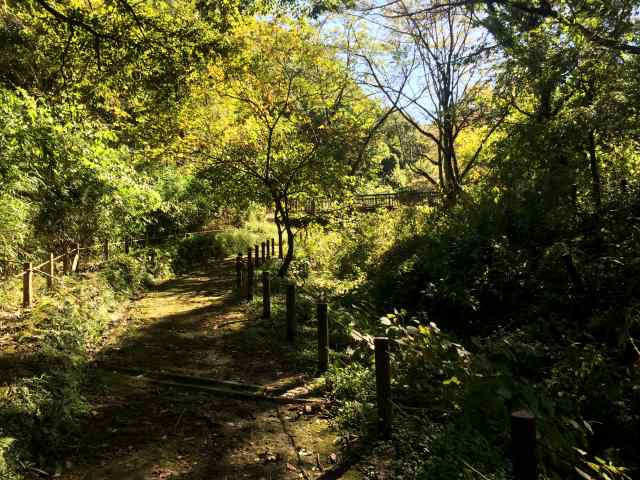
[0, 252, 159, 478]
[285, 200, 639, 479]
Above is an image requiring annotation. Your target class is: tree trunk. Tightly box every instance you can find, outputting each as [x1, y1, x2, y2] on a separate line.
[588, 130, 602, 217]
[280, 224, 295, 277]
[276, 196, 295, 277]
[274, 199, 284, 260]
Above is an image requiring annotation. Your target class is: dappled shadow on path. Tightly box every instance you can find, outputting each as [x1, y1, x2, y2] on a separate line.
[60, 259, 342, 480]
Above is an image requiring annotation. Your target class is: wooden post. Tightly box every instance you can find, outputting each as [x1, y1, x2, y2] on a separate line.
[271, 238, 275, 257]
[317, 303, 329, 373]
[247, 248, 254, 301]
[236, 254, 243, 290]
[286, 282, 296, 342]
[63, 248, 70, 275]
[262, 271, 271, 319]
[375, 337, 392, 439]
[103, 239, 110, 261]
[47, 253, 54, 289]
[254, 244, 260, 267]
[72, 243, 80, 273]
[23, 262, 32, 309]
[124, 237, 130, 254]
[511, 410, 537, 480]
[261, 241, 266, 264]
[266, 239, 270, 260]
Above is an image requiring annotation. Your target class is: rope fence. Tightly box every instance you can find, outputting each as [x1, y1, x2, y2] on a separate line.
[0, 228, 230, 310]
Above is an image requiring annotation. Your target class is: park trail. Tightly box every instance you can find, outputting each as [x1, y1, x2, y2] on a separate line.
[60, 258, 361, 480]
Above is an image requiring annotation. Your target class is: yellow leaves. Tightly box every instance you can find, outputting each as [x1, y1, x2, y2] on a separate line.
[443, 376, 462, 386]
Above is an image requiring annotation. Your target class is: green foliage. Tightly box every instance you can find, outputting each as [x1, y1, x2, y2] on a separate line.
[103, 253, 152, 293]
[326, 362, 376, 435]
[0, 87, 165, 249]
[0, 437, 20, 480]
[172, 235, 226, 273]
[0, 273, 124, 476]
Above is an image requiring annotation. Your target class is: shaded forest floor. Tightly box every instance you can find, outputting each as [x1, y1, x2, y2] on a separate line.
[59, 259, 359, 480]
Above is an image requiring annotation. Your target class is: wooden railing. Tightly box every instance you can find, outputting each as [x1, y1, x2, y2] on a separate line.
[288, 189, 440, 214]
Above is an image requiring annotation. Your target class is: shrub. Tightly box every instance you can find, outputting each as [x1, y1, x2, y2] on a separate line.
[103, 253, 149, 292]
[0, 273, 121, 476]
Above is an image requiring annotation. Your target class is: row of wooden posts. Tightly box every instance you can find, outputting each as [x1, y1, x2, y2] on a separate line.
[19, 237, 142, 309]
[235, 240, 538, 480]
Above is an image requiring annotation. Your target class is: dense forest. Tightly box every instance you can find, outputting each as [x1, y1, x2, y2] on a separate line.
[1, 1, 639, 479]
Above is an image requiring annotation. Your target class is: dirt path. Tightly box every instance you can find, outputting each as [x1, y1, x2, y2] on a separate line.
[61, 259, 358, 480]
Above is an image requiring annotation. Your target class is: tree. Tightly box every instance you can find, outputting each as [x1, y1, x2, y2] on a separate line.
[355, 1, 503, 202]
[352, 1, 640, 55]
[182, 18, 383, 275]
[480, 0, 640, 225]
[0, 0, 247, 147]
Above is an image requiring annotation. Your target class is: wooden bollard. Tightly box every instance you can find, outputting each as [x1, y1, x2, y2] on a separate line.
[511, 410, 537, 480]
[261, 242, 266, 263]
[286, 282, 296, 342]
[247, 248, 254, 301]
[23, 262, 32, 309]
[262, 271, 271, 319]
[317, 303, 329, 373]
[236, 254, 243, 290]
[266, 239, 270, 260]
[103, 239, 110, 261]
[124, 237, 130, 254]
[63, 248, 70, 275]
[72, 243, 80, 273]
[47, 253, 54, 289]
[255, 244, 260, 267]
[271, 238, 275, 257]
[375, 337, 392, 439]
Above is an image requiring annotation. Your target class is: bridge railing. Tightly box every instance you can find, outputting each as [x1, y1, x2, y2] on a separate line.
[289, 189, 440, 214]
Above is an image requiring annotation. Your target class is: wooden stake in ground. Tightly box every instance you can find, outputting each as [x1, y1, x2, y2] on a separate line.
[317, 303, 329, 373]
[286, 282, 296, 342]
[255, 244, 260, 267]
[271, 238, 275, 257]
[247, 248, 254, 301]
[103, 239, 110, 261]
[63, 248, 71, 275]
[375, 337, 392, 439]
[236, 254, 243, 290]
[72, 243, 80, 273]
[262, 271, 271, 319]
[511, 410, 537, 480]
[23, 262, 32, 309]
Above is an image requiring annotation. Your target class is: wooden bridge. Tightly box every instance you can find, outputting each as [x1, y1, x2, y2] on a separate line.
[289, 189, 440, 215]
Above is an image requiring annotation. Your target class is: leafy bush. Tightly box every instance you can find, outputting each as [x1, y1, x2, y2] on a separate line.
[103, 253, 150, 293]
[216, 229, 261, 257]
[0, 273, 122, 476]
